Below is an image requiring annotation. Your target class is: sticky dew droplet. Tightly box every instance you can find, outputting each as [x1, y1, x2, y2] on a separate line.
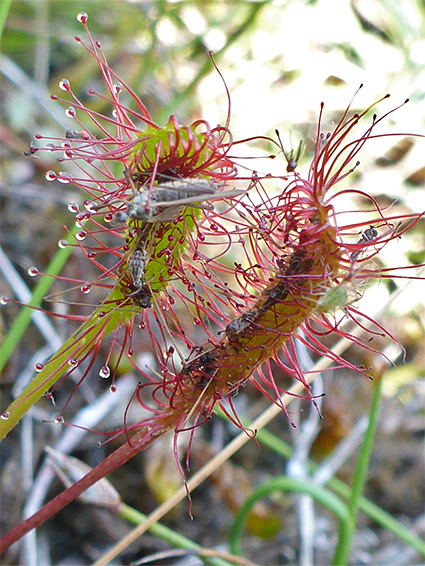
[75, 230, 87, 241]
[0, 296, 9, 305]
[68, 202, 79, 214]
[28, 266, 39, 277]
[99, 365, 110, 379]
[45, 171, 57, 182]
[65, 107, 76, 119]
[34, 362, 44, 372]
[68, 358, 79, 367]
[109, 384, 117, 393]
[46, 392, 56, 406]
[59, 79, 70, 91]
[57, 172, 71, 184]
[80, 284, 91, 294]
[58, 239, 68, 249]
[54, 415, 65, 424]
[77, 12, 88, 24]
[84, 200, 97, 212]
[113, 83, 122, 94]
[1, 412, 10, 420]
[75, 212, 87, 224]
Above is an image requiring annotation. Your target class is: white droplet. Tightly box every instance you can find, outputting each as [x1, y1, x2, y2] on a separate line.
[68, 358, 79, 367]
[0, 296, 9, 305]
[1, 412, 10, 420]
[80, 284, 91, 294]
[77, 12, 88, 23]
[57, 172, 71, 184]
[45, 170, 56, 181]
[99, 365, 110, 379]
[59, 79, 70, 91]
[84, 200, 97, 212]
[54, 415, 65, 424]
[65, 107, 76, 119]
[109, 384, 117, 393]
[75, 230, 87, 241]
[113, 83, 122, 94]
[68, 202, 79, 213]
[28, 266, 39, 277]
[58, 240, 68, 249]
[34, 362, 44, 372]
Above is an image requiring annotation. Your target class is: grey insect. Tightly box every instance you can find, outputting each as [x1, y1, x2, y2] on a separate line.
[126, 247, 153, 309]
[112, 174, 245, 225]
[351, 226, 378, 261]
[65, 129, 88, 140]
[225, 309, 262, 340]
[128, 248, 148, 292]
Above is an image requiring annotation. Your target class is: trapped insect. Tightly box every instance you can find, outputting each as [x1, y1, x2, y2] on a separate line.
[351, 225, 378, 261]
[65, 129, 89, 140]
[112, 173, 245, 225]
[125, 247, 153, 308]
[128, 248, 148, 293]
[275, 130, 304, 172]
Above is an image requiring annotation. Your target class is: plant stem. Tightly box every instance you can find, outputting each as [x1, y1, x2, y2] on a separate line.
[0, 0, 12, 42]
[216, 405, 425, 558]
[119, 503, 233, 566]
[229, 477, 350, 557]
[0, 426, 164, 554]
[332, 374, 383, 565]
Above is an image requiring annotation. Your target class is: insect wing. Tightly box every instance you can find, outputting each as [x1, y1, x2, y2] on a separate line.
[128, 249, 147, 289]
[155, 179, 219, 196]
[151, 187, 246, 209]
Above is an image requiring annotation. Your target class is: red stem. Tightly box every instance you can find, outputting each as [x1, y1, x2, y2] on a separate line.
[0, 427, 164, 554]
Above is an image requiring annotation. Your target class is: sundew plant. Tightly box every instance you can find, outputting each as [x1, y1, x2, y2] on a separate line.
[1, 8, 424, 565]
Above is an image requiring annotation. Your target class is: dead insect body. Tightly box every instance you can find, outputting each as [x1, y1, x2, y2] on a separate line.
[112, 173, 246, 225]
[183, 348, 218, 387]
[113, 177, 221, 224]
[128, 249, 147, 291]
[264, 280, 288, 303]
[225, 308, 264, 341]
[275, 130, 303, 172]
[362, 226, 379, 242]
[132, 285, 152, 309]
[351, 226, 378, 261]
[226, 279, 290, 344]
[125, 247, 152, 308]
[65, 129, 89, 140]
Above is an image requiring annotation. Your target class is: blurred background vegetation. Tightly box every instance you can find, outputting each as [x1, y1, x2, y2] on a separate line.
[1, 1, 424, 564]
